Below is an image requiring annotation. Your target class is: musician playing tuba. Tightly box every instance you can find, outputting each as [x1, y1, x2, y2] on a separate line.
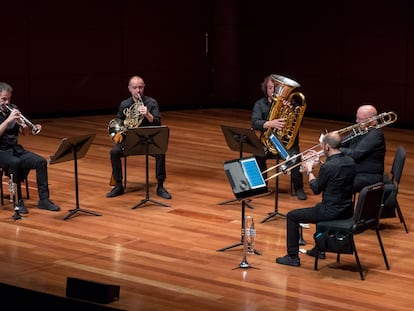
[252, 74, 307, 200]
[106, 75, 171, 200]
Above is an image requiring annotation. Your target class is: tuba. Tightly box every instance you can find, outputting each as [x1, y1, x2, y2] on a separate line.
[260, 74, 306, 154]
[107, 93, 145, 143]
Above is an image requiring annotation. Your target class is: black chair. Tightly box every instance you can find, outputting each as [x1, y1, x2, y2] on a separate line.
[382, 146, 408, 233]
[313, 182, 389, 280]
[0, 167, 30, 205]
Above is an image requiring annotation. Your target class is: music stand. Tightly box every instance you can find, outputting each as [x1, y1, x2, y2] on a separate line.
[49, 133, 101, 220]
[218, 125, 266, 209]
[260, 155, 286, 223]
[217, 157, 268, 255]
[123, 126, 169, 209]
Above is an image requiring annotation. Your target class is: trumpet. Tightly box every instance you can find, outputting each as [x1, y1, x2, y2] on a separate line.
[5, 104, 41, 135]
[263, 111, 397, 181]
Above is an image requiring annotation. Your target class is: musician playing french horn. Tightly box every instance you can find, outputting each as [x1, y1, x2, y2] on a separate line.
[338, 103, 386, 193]
[107, 75, 171, 199]
[252, 74, 307, 200]
[0, 82, 60, 213]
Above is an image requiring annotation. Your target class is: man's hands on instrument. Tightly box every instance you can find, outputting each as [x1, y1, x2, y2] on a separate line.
[303, 149, 320, 173]
[137, 105, 148, 117]
[267, 118, 286, 130]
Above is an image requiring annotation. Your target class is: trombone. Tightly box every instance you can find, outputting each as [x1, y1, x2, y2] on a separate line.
[263, 111, 397, 181]
[263, 144, 324, 181]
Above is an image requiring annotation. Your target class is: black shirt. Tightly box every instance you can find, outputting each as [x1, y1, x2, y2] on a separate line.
[118, 96, 161, 127]
[309, 153, 356, 218]
[339, 127, 385, 175]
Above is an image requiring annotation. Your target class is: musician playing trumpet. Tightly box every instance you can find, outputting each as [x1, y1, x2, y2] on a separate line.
[275, 132, 356, 267]
[338, 104, 386, 193]
[107, 75, 171, 199]
[0, 82, 60, 213]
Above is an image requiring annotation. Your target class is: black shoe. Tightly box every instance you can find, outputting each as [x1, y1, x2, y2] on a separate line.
[106, 185, 124, 198]
[306, 247, 326, 259]
[296, 188, 307, 200]
[275, 255, 300, 267]
[38, 199, 60, 211]
[157, 186, 171, 199]
[17, 199, 28, 214]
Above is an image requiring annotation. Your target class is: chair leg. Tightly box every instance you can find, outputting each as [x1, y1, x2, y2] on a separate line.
[395, 202, 408, 233]
[25, 178, 29, 199]
[123, 156, 127, 190]
[351, 239, 364, 280]
[376, 229, 390, 270]
[314, 246, 319, 270]
[299, 225, 306, 245]
[1, 172, 4, 206]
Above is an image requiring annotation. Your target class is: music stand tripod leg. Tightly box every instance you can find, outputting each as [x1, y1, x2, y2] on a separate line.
[131, 152, 170, 209]
[218, 197, 254, 209]
[63, 208, 102, 220]
[260, 175, 286, 223]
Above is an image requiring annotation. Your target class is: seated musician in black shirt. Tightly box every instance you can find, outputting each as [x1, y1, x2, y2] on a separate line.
[107, 75, 171, 200]
[275, 132, 355, 267]
[339, 104, 385, 193]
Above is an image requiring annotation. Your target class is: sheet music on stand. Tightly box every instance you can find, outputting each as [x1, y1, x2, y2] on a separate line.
[49, 135, 95, 164]
[49, 133, 101, 220]
[224, 157, 269, 200]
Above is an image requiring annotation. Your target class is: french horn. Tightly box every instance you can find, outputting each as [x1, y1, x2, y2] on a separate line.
[107, 93, 145, 143]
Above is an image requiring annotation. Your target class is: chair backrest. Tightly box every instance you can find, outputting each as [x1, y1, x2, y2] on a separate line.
[391, 146, 406, 185]
[352, 182, 384, 234]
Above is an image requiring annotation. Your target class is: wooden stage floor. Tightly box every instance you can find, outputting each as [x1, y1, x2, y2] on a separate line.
[0, 108, 413, 310]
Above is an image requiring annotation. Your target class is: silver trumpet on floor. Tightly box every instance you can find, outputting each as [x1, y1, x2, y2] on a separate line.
[263, 111, 397, 181]
[239, 215, 256, 269]
[8, 174, 21, 220]
[5, 104, 41, 135]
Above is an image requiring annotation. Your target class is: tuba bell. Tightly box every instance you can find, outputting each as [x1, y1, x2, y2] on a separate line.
[260, 74, 306, 154]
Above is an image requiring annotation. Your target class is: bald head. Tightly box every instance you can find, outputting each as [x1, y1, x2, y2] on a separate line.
[323, 132, 341, 149]
[356, 104, 377, 122]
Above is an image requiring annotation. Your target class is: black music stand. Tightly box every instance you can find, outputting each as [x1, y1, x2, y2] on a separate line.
[217, 157, 268, 255]
[218, 125, 266, 209]
[123, 126, 169, 209]
[49, 133, 101, 220]
[260, 154, 286, 223]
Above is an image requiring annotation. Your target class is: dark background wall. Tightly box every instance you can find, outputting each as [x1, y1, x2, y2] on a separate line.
[1, 0, 413, 128]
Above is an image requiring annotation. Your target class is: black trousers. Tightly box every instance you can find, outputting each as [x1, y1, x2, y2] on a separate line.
[0, 148, 50, 201]
[110, 143, 166, 185]
[286, 205, 336, 256]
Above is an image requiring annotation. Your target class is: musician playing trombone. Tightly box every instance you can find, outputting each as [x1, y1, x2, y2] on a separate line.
[252, 75, 307, 200]
[275, 132, 355, 267]
[339, 104, 386, 193]
[0, 82, 60, 213]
